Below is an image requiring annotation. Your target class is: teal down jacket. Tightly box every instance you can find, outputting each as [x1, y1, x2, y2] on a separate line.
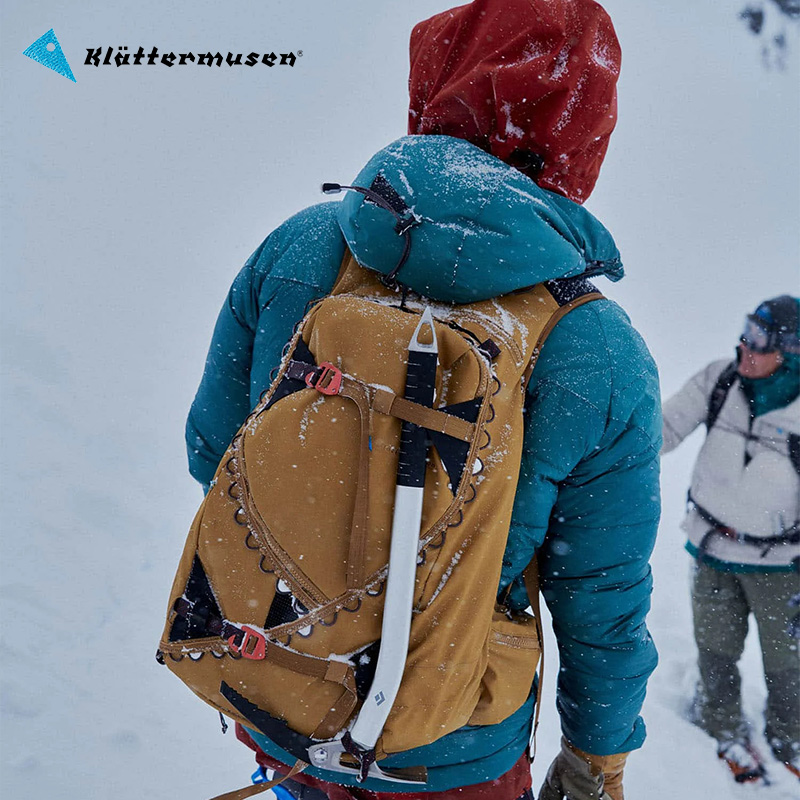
[186, 136, 660, 791]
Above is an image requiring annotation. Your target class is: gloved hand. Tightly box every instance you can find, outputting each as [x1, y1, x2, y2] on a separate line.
[537, 738, 628, 800]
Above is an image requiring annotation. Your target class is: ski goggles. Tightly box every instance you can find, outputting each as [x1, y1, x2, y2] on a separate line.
[740, 315, 779, 353]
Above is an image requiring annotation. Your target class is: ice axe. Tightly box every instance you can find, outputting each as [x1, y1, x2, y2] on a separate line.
[307, 308, 438, 785]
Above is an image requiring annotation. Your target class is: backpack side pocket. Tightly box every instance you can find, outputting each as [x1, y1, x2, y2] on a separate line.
[468, 606, 541, 726]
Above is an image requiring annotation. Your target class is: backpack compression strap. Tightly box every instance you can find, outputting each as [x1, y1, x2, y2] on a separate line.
[285, 358, 479, 592]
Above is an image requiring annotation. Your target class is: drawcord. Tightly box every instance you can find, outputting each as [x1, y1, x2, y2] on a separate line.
[322, 183, 421, 289]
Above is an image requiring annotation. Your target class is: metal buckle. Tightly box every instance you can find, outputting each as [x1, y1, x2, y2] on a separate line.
[228, 625, 267, 660]
[305, 362, 343, 395]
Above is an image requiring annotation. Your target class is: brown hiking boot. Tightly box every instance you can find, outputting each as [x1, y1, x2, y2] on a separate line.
[717, 740, 767, 784]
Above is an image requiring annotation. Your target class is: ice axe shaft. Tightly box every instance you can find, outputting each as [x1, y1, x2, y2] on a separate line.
[348, 307, 438, 751]
[306, 309, 437, 785]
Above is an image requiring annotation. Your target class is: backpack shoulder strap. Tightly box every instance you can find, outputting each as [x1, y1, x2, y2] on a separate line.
[522, 276, 604, 387]
[518, 277, 604, 761]
[706, 361, 738, 431]
[788, 433, 800, 479]
[704, 362, 798, 477]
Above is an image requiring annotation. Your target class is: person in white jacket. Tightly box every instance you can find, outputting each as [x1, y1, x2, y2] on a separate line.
[662, 295, 800, 784]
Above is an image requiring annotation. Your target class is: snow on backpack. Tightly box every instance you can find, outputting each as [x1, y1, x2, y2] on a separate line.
[157, 250, 601, 796]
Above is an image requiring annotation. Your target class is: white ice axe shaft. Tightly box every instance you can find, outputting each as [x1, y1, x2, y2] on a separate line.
[348, 485, 423, 747]
[349, 307, 438, 750]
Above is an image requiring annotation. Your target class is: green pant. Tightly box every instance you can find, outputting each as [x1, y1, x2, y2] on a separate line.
[691, 560, 800, 760]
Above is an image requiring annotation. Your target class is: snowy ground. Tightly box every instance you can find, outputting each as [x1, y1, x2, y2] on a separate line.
[1, 2, 798, 798]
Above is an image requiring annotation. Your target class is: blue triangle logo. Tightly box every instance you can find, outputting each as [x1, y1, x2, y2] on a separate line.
[23, 29, 76, 82]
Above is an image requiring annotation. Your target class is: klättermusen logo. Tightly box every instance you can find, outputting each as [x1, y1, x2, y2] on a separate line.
[23, 29, 76, 82]
[84, 47, 300, 67]
[23, 29, 302, 82]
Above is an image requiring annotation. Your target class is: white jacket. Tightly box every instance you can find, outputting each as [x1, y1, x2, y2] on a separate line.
[662, 358, 800, 569]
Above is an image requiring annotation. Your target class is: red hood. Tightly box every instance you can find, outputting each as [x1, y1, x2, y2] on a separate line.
[408, 0, 621, 204]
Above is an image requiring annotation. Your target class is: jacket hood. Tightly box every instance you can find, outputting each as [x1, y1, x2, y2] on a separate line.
[408, 0, 621, 204]
[337, 135, 622, 304]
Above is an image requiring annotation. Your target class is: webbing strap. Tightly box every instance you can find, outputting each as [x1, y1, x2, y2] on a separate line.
[292, 359, 476, 589]
[523, 556, 544, 763]
[689, 494, 800, 547]
[282, 359, 372, 590]
[339, 380, 373, 590]
[263, 643, 360, 735]
[222, 641, 359, 747]
[264, 640, 328, 678]
[372, 389, 476, 442]
[167, 598, 361, 740]
[312, 660, 360, 740]
[523, 292, 604, 387]
[166, 605, 359, 723]
[208, 758, 307, 800]
[289, 359, 477, 444]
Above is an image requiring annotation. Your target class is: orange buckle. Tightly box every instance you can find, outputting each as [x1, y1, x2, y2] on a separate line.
[228, 626, 267, 660]
[306, 362, 343, 395]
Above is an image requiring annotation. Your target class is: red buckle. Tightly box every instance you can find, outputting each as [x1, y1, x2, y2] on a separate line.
[228, 626, 267, 660]
[305, 362, 343, 395]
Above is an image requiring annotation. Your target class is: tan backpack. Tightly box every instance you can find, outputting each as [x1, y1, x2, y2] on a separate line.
[158, 250, 600, 795]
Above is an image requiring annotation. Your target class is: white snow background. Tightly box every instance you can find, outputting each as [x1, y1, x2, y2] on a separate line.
[1, 1, 798, 798]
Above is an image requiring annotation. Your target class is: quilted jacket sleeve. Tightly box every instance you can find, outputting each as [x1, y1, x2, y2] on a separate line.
[661, 359, 729, 454]
[185, 203, 344, 488]
[499, 298, 661, 756]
